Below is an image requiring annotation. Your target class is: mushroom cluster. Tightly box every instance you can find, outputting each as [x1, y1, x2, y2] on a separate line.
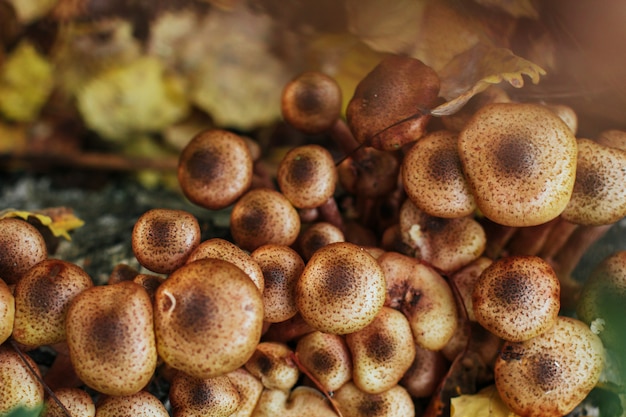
[2, 54, 625, 417]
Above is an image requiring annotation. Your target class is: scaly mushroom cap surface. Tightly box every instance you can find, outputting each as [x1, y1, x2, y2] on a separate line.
[561, 138, 626, 225]
[0, 345, 44, 414]
[295, 331, 353, 392]
[334, 382, 416, 417]
[458, 102, 577, 227]
[495, 316, 604, 417]
[94, 391, 169, 417]
[0, 218, 47, 285]
[41, 387, 95, 417]
[0, 279, 14, 344]
[169, 373, 240, 417]
[296, 242, 386, 335]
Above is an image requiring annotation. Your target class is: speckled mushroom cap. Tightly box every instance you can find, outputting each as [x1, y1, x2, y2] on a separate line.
[177, 129, 253, 210]
[0, 218, 47, 285]
[295, 331, 352, 392]
[402, 130, 475, 218]
[0, 279, 14, 344]
[277, 144, 338, 209]
[472, 255, 560, 342]
[94, 391, 169, 417]
[561, 138, 626, 225]
[495, 316, 604, 417]
[41, 387, 95, 417]
[334, 382, 416, 417]
[0, 344, 44, 414]
[65, 281, 157, 396]
[169, 373, 240, 417]
[458, 102, 578, 227]
[154, 258, 263, 379]
[296, 242, 386, 335]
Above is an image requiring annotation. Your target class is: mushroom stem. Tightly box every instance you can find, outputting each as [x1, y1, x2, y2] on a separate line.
[537, 217, 579, 260]
[506, 218, 560, 256]
[330, 118, 366, 163]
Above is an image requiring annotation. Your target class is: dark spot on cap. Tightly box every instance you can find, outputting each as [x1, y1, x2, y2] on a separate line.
[366, 332, 395, 363]
[495, 137, 535, 178]
[186, 149, 223, 181]
[358, 398, 387, 417]
[532, 353, 562, 392]
[256, 352, 273, 374]
[575, 167, 604, 197]
[263, 267, 285, 290]
[423, 215, 448, 234]
[239, 207, 266, 233]
[295, 84, 324, 114]
[288, 155, 315, 186]
[429, 147, 461, 182]
[322, 265, 356, 298]
[500, 343, 524, 361]
[147, 220, 175, 249]
[494, 271, 531, 305]
[176, 292, 218, 333]
[90, 310, 127, 362]
[310, 350, 336, 374]
[190, 383, 212, 406]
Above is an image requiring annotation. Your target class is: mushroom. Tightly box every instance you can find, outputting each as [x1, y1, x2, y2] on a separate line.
[0, 218, 47, 285]
[297, 221, 345, 261]
[169, 373, 240, 417]
[244, 342, 300, 392]
[225, 368, 264, 417]
[65, 281, 157, 396]
[457, 102, 578, 227]
[399, 345, 448, 399]
[177, 128, 253, 210]
[401, 130, 475, 218]
[153, 258, 264, 379]
[334, 382, 416, 417]
[41, 387, 95, 417]
[0, 278, 14, 344]
[296, 242, 386, 335]
[250, 244, 304, 324]
[94, 391, 169, 417]
[131, 208, 201, 274]
[346, 306, 416, 394]
[0, 344, 44, 414]
[230, 188, 301, 252]
[295, 331, 353, 393]
[346, 55, 440, 151]
[252, 386, 338, 417]
[187, 237, 265, 292]
[472, 255, 560, 342]
[12, 259, 94, 348]
[494, 316, 604, 417]
[449, 256, 493, 322]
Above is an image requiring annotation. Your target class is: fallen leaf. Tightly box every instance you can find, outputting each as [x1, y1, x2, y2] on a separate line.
[450, 385, 519, 417]
[431, 44, 546, 116]
[0, 207, 84, 240]
[0, 41, 54, 122]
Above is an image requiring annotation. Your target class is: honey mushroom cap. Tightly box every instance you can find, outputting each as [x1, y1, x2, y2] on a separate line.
[244, 342, 299, 392]
[346, 306, 417, 394]
[457, 102, 578, 227]
[0, 344, 45, 414]
[153, 258, 264, 379]
[177, 129, 253, 210]
[94, 391, 169, 417]
[0, 278, 14, 344]
[230, 188, 301, 252]
[252, 385, 338, 417]
[472, 255, 560, 342]
[295, 242, 386, 335]
[401, 130, 476, 218]
[187, 237, 265, 292]
[131, 208, 201, 274]
[225, 368, 264, 417]
[297, 221, 345, 261]
[250, 244, 304, 323]
[295, 330, 353, 392]
[281, 71, 342, 135]
[65, 281, 157, 396]
[277, 144, 338, 210]
[334, 382, 416, 417]
[41, 387, 95, 417]
[495, 316, 604, 417]
[169, 373, 240, 417]
[12, 259, 93, 348]
[0, 218, 47, 285]
[561, 138, 626, 225]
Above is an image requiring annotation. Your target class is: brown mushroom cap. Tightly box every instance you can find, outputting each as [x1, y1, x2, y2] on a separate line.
[178, 129, 253, 210]
[41, 387, 95, 417]
[458, 102, 578, 227]
[94, 391, 169, 417]
[296, 242, 386, 335]
[472, 255, 560, 342]
[169, 373, 240, 417]
[154, 258, 264, 379]
[253, 386, 338, 417]
[12, 259, 94, 348]
[0, 345, 44, 414]
[561, 138, 626, 225]
[225, 368, 264, 417]
[347, 55, 440, 151]
[0, 218, 47, 285]
[297, 221, 345, 261]
[131, 208, 201, 274]
[230, 188, 301, 252]
[334, 382, 416, 417]
[402, 130, 475, 218]
[277, 144, 338, 209]
[244, 342, 300, 392]
[495, 316, 604, 417]
[281, 71, 342, 134]
[0, 279, 14, 344]
[295, 331, 352, 392]
[65, 281, 157, 396]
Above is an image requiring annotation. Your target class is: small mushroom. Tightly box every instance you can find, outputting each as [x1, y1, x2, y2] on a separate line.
[94, 391, 169, 417]
[495, 316, 604, 417]
[399, 345, 448, 399]
[244, 342, 299, 392]
[169, 373, 240, 417]
[297, 222, 345, 261]
[12, 259, 94, 348]
[0, 218, 47, 285]
[334, 382, 415, 417]
[187, 237, 264, 292]
[131, 208, 201, 274]
[41, 387, 95, 417]
[225, 368, 264, 417]
[472, 255, 560, 342]
[252, 386, 338, 417]
[0, 278, 14, 344]
[0, 344, 44, 414]
[296, 242, 386, 335]
[154, 259, 264, 379]
[230, 188, 301, 252]
[177, 129, 253, 210]
[457, 102, 578, 227]
[346, 306, 416, 394]
[449, 256, 493, 322]
[65, 281, 157, 396]
[295, 330, 352, 393]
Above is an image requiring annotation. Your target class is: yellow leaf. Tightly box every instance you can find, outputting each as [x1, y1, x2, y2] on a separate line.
[0, 208, 84, 241]
[431, 44, 546, 116]
[0, 41, 54, 121]
[450, 385, 520, 417]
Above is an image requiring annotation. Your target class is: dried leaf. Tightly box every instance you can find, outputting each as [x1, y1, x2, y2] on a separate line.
[0, 207, 84, 240]
[472, 0, 539, 19]
[431, 44, 546, 116]
[0, 41, 54, 122]
[450, 385, 519, 417]
[76, 56, 189, 141]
